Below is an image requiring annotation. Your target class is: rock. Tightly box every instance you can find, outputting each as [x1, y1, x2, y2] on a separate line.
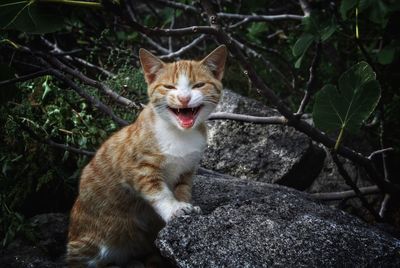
[0, 213, 67, 268]
[202, 90, 325, 190]
[307, 145, 372, 193]
[157, 174, 400, 267]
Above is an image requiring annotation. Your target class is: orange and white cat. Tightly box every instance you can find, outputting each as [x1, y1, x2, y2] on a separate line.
[67, 45, 227, 267]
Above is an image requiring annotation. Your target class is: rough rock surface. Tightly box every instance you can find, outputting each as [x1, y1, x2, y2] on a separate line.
[157, 174, 400, 267]
[0, 213, 67, 267]
[202, 90, 325, 190]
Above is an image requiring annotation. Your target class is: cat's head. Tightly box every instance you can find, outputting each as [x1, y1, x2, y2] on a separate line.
[139, 45, 227, 130]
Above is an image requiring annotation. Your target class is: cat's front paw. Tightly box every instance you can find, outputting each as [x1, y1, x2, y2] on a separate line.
[172, 202, 201, 219]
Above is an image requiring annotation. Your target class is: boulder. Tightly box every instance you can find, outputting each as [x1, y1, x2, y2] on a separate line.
[0, 213, 67, 268]
[157, 174, 400, 267]
[202, 90, 325, 190]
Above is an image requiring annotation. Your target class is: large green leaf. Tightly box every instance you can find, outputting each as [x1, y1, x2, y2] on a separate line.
[0, 0, 65, 34]
[312, 62, 381, 134]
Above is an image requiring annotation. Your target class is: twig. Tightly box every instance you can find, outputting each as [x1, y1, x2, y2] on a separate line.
[368, 148, 394, 160]
[17, 120, 95, 156]
[47, 68, 129, 127]
[40, 37, 115, 78]
[152, 0, 198, 13]
[310, 185, 380, 200]
[299, 0, 311, 17]
[45, 55, 140, 109]
[296, 41, 322, 115]
[159, 34, 207, 60]
[0, 70, 50, 87]
[331, 152, 382, 221]
[217, 12, 303, 22]
[208, 112, 287, 125]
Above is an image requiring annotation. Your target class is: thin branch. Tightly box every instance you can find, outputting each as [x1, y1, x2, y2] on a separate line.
[159, 34, 207, 60]
[296, 41, 322, 115]
[310, 185, 380, 200]
[47, 68, 129, 127]
[299, 0, 311, 17]
[217, 12, 303, 22]
[331, 152, 382, 221]
[0, 69, 50, 87]
[40, 37, 115, 78]
[45, 55, 140, 109]
[17, 120, 95, 156]
[208, 112, 287, 125]
[152, 0, 198, 13]
[368, 147, 394, 160]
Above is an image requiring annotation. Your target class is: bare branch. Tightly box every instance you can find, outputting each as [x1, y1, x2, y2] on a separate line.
[310, 185, 380, 200]
[296, 41, 321, 115]
[17, 120, 95, 156]
[47, 139, 95, 156]
[208, 112, 287, 125]
[368, 147, 394, 160]
[45, 55, 140, 109]
[152, 0, 198, 13]
[218, 12, 303, 22]
[331, 152, 382, 221]
[299, 0, 311, 17]
[48, 68, 129, 127]
[159, 34, 207, 60]
[0, 69, 50, 87]
[41, 37, 116, 78]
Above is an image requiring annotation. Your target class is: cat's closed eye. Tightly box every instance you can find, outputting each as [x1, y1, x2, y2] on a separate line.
[192, 82, 205, 89]
[164, 85, 176, 90]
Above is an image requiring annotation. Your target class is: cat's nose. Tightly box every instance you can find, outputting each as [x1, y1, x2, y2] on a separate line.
[178, 95, 191, 106]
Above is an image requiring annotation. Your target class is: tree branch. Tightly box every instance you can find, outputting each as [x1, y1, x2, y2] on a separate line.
[310, 185, 380, 201]
[159, 34, 207, 60]
[296, 41, 321, 115]
[48, 68, 129, 127]
[0, 70, 51, 87]
[208, 112, 287, 125]
[331, 152, 382, 221]
[44, 55, 140, 109]
[17, 120, 95, 156]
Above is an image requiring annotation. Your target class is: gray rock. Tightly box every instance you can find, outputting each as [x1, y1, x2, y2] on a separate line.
[157, 174, 400, 267]
[202, 90, 325, 190]
[307, 145, 372, 194]
[0, 213, 67, 268]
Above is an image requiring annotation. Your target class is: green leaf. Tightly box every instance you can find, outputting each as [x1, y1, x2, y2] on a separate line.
[313, 62, 381, 134]
[293, 33, 314, 68]
[41, 77, 52, 100]
[377, 46, 396, 65]
[0, 1, 65, 34]
[293, 33, 314, 57]
[340, 0, 357, 20]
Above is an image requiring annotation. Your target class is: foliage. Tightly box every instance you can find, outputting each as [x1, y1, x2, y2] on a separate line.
[313, 62, 381, 149]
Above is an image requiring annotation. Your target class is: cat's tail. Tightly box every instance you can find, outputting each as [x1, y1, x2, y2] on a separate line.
[66, 238, 100, 268]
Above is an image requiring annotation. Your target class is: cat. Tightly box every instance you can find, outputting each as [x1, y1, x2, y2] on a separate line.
[66, 45, 227, 267]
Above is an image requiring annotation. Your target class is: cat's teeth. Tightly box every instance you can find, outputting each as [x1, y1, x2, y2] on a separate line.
[178, 108, 180, 113]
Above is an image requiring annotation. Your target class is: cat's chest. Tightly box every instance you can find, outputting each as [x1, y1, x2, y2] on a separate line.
[154, 122, 206, 183]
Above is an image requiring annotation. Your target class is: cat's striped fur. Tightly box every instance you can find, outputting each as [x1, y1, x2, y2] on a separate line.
[67, 45, 227, 267]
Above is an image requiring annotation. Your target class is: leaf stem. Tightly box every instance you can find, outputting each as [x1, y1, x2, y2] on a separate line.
[334, 126, 345, 152]
[36, 0, 102, 8]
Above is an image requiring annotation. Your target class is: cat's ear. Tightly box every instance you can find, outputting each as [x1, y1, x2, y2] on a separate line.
[139, 48, 165, 84]
[201, 45, 227, 81]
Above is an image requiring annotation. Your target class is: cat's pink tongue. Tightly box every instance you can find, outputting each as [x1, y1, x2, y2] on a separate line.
[177, 113, 195, 128]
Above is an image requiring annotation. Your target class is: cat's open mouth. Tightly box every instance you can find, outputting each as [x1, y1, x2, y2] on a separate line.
[168, 105, 202, 128]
